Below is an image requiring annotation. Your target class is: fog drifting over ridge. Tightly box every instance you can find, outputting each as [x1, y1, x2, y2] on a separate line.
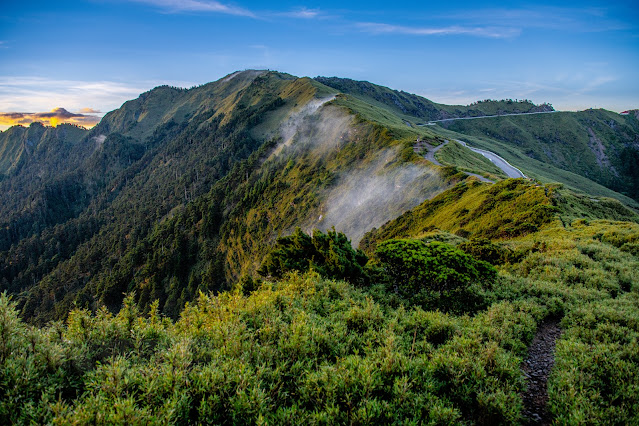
[272, 96, 451, 245]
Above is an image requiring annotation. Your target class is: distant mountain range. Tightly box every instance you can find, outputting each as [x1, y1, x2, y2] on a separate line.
[0, 70, 637, 323]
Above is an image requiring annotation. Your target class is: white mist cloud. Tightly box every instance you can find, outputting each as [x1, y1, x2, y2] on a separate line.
[92, 134, 107, 145]
[272, 96, 340, 156]
[310, 148, 449, 245]
[270, 97, 450, 245]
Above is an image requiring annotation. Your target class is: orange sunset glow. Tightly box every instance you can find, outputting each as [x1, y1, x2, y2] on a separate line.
[0, 107, 101, 130]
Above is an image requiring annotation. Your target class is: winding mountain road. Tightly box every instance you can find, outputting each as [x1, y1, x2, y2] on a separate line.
[455, 140, 527, 179]
[419, 139, 526, 181]
[421, 110, 557, 125]
[420, 140, 493, 183]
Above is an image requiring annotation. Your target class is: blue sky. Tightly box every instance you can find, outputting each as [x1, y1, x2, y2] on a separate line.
[1, 0, 638, 129]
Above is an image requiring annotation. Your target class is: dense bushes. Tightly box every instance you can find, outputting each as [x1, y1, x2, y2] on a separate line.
[258, 228, 368, 284]
[1, 218, 638, 424]
[0, 274, 533, 424]
[375, 239, 496, 313]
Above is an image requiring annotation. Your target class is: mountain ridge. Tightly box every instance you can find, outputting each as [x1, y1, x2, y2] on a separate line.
[0, 69, 637, 323]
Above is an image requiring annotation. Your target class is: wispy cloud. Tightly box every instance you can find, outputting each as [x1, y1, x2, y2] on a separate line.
[440, 7, 633, 33]
[128, 0, 254, 17]
[79, 107, 102, 113]
[0, 108, 101, 128]
[356, 22, 520, 38]
[279, 7, 322, 19]
[0, 77, 150, 119]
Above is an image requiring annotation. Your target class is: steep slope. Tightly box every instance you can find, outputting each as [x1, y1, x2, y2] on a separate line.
[361, 178, 639, 252]
[0, 123, 84, 175]
[0, 70, 459, 323]
[2, 70, 636, 325]
[0, 123, 91, 251]
[3, 178, 638, 424]
[357, 178, 639, 424]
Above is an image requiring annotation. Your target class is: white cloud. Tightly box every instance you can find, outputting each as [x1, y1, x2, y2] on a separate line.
[128, 0, 254, 17]
[0, 77, 162, 117]
[280, 8, 322, 19]
[356, 22, 520, 38]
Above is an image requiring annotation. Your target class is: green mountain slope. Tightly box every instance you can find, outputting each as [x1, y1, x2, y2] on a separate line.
[0, 123, 86, 175]
[2, 178, 638, 424]
[436, 109, 639, 201]
[1, 69, 637, 326]
[315, 76, 638, 208]
[1, 70, 639, 424]
[315, 77, 553, 123]
[1, 71, 460, 323]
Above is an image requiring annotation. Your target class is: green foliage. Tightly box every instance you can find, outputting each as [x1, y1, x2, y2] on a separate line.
[375, 239, 496, 313]
[549, 294, 639, 423]
[458, 237, 511, 265]
[2, 71, 639, 424]
[316, 76, 552, 124]
[0, 274, 533, 424]
[258, 228, 368, 284]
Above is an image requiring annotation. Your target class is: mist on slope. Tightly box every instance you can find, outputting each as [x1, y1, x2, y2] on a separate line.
[309, 148, 448, 245]
[272, 96, 450, 246]
[272, 96, 340, 156]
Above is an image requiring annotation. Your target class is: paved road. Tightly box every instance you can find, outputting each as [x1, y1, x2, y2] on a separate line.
[455, 140, 527, 178]
[421, 110, 557, 126]
[420, 140, 493, 183]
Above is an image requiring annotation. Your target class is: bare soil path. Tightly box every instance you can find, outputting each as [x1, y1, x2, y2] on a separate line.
[521, 321, 562, 425]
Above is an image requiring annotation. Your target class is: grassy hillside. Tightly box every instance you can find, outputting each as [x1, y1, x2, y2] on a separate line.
[357, 178, 639, 423]
[315, 77, 553, 123]
[1, 70, 639, 424]
[439, 109, 639, 201]
[361, 179, 638, 251]
[430, 125, 639, 209]
[315, 76, 638, 209]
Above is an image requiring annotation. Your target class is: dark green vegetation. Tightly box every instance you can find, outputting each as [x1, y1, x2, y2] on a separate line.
[1, 70, 639, 424]
[2, 180, 638, 424]
[258, 227, 368, 285]
[375, 239, 495, 313]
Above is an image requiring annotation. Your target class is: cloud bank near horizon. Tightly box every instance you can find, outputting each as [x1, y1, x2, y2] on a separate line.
[0, 108, 101, 129]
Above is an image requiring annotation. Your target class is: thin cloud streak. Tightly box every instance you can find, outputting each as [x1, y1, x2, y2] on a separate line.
[357, 22, 520, 38]
[128, 0, 254, 17]
[279, 8, 322, 19]
[439, 7, 633, 32]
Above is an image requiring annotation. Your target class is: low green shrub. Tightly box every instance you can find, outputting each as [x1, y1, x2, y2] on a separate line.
[375, 239, 496, 313]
